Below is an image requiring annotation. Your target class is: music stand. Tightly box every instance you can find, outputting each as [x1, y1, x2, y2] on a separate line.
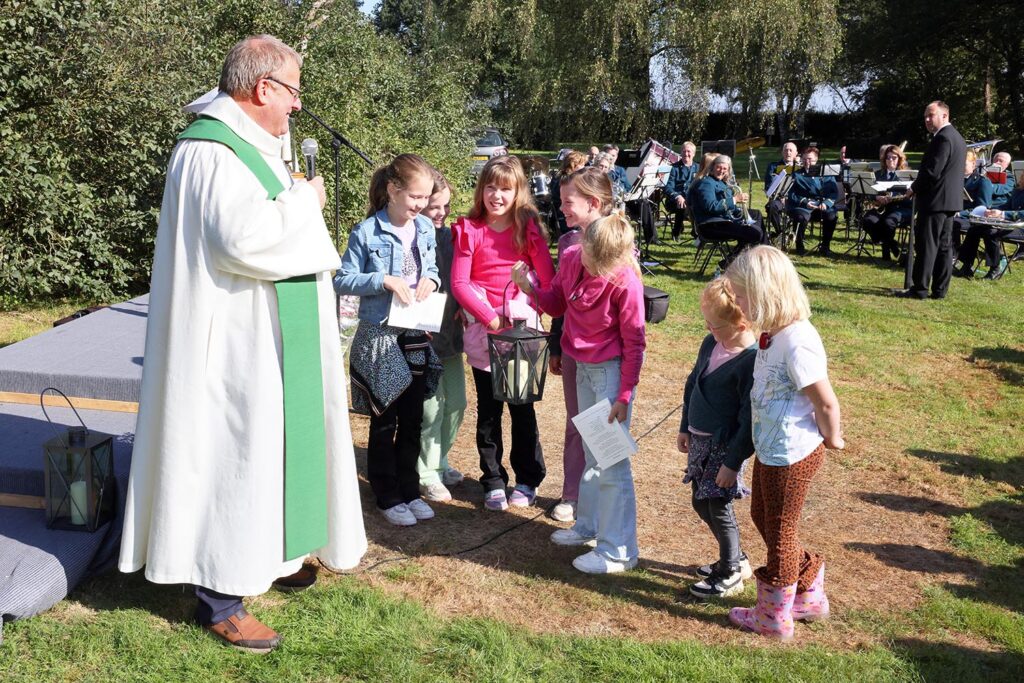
[844, 172, 877, 257]
[626, 168, 672, 274]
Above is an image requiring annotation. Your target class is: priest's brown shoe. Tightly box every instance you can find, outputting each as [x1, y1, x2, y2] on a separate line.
[272, 564, 318, 592]
[206, 608, 282, 653]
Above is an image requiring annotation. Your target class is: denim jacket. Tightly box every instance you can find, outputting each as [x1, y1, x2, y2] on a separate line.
[333, 208, 440, 324]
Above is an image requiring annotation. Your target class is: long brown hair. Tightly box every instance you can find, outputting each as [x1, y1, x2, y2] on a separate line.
[879, 144, 909, 171]
[468, 155, 544, 251]
[366, 153, 434, 218]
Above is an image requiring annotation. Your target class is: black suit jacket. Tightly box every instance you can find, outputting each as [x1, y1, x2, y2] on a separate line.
[911, 124, 967, 213]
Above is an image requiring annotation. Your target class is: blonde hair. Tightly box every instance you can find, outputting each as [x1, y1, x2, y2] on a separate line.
[469, 155, 545, 250]
[560, 150, 588, 175]
[701, 277, 747, 329]
[725, 245, 810, 332]
[582, 211, 638, 277]
[564, 167, 614, 217]
[367, 153, 434, 218]
[695, 152, 718, 179]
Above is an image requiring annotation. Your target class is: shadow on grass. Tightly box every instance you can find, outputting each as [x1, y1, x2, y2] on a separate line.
[970, 346, 1024, 386]
[351, 445, 733, 626]
[851, 448, 1024, 614]
[894, 637, 1024, 683]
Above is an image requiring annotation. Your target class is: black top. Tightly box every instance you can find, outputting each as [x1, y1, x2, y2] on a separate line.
[680, 334, 756, 470]
[911, 124, 968, 213]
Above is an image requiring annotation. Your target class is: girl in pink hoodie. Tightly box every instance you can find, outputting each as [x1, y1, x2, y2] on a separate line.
[513, 212, 646, 574]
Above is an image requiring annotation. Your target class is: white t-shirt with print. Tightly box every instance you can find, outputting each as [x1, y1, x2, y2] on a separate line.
[751, 319, 828, 466]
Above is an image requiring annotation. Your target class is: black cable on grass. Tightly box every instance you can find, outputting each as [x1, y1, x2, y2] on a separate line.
[318, 402, 684, 576]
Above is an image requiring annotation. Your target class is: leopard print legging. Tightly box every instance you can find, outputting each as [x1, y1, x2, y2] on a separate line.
[749, 443, 826, 590]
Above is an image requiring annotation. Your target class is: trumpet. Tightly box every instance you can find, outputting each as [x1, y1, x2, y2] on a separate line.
[728, 174, 753, 224]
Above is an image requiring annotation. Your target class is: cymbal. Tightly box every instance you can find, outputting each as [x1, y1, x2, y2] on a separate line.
[736, 137, 766, 153]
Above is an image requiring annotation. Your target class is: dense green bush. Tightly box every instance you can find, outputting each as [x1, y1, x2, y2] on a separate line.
[0, 0, 476, 307]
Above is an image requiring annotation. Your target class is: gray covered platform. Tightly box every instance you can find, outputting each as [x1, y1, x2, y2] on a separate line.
[0, 299, 146, 635]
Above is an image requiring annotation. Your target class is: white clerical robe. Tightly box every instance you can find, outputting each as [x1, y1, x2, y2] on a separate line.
[118, 94, 367, 596]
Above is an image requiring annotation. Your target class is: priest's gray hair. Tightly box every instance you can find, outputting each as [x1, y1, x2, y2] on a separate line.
[219, 35, 303, 97]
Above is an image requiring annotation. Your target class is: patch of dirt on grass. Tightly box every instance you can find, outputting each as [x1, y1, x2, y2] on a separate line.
[335, 344, 1006, 650]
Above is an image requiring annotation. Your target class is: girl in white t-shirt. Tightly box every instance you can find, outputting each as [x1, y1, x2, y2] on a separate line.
[724, 245, 844, 641]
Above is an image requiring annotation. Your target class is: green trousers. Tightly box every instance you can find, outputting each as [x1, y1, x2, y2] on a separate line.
[417, 355, 467, 485]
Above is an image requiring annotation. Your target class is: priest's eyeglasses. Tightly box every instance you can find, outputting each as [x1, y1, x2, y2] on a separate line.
[265, 76, 301, 101]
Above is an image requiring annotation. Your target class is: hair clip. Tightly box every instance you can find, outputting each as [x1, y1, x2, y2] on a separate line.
[759, 332, 772, 350]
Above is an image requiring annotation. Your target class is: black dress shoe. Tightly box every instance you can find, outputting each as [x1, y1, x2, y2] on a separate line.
[892, 288, 927, 299]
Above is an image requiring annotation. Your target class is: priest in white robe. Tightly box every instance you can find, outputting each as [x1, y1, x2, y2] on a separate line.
[119, 35, 366, 653]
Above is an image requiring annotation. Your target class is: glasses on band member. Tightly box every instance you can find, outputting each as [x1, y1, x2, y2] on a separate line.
[885, 154, 899, 160]
[265, 76, 301, 100]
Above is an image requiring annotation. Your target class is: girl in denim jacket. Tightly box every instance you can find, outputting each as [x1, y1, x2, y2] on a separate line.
[334, 154, 442, 527]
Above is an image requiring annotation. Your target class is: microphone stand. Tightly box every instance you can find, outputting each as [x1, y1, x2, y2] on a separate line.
[298, 105, 375, 249]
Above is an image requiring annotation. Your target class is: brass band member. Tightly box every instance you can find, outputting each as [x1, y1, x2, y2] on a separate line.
[989, 151, 1015, 209]
[953, 205, 1020, 280]
[664, 141, 699, 240]
[690, 154, 766, 260]
[786, 147, 840, 256]
[764, 141, 799, 237]
[861, 144, 911, 261]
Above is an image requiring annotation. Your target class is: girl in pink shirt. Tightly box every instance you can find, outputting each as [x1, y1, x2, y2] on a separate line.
[450, 156, 555, 511]
[548, 168, 616, 523]
[514, 212, 646, 574]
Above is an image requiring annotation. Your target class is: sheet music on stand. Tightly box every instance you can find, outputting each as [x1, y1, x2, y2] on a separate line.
[849, 172, 876, 197]
[623, 167, 670, 202]
[766, 169, 792, 200]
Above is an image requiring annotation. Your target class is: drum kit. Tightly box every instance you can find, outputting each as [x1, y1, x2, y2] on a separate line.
[521, 155, 553, 226]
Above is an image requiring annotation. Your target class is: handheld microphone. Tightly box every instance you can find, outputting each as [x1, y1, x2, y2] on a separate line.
[300, 138, 318, 180]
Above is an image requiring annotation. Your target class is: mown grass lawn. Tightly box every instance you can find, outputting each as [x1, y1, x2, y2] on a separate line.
[2, 146, 1023, 681]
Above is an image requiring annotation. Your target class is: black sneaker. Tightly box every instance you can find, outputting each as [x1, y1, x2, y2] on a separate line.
[952, 264, 974, 279]
[696, 555, 752, 580]
[984, 257, 1008, 280]
[689, 567, 745, 599]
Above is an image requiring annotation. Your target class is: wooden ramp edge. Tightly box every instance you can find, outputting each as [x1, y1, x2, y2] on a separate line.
[0, 391, 139, 414]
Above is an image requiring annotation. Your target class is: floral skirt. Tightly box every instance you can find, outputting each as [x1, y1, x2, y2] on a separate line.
[682, 433, 749, 501]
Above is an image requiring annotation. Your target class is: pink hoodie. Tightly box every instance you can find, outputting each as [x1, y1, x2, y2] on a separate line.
[534, 245, 646, 403]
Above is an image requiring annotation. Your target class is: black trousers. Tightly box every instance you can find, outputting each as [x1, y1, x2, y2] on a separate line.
[958, 224, 1020, 270]
[765, 199, 787, 236]
[911, 211, 955, 299]
[367, 371, 427, 509]
[471, 367, 545, 493]
[789, 207, 837, 251]
[691, 490, 742, 571]
[626, 198, 656, 243]
[861, 210, 905, 259]
[194, 586, 243, 625]
[667, 205, 688, 238]
[698, 212, 765, 249]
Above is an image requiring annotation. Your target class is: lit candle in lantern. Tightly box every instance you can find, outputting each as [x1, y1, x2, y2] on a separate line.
[69, 480, 88, 525]
[506, 358, 530, 402]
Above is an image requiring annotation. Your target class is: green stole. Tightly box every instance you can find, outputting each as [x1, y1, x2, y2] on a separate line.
[179, 116, 328, 561]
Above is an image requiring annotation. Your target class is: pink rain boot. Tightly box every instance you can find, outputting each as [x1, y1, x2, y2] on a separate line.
[728, 578, 796, 641]
[792, 563, 830, 622]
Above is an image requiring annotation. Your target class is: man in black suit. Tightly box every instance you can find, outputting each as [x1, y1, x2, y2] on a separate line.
[899, 101, 968, 299]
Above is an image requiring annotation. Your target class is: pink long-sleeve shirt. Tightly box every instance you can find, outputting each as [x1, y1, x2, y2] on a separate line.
[450, 216, 555, 326]
[534, 245, 646, 403]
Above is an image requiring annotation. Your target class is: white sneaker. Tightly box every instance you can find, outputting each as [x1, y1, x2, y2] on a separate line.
[380, 503, 416, 526]
[550, 528, 596, 546]
[420, 482, 452, 502]
[572, 550, 638, 574]
[697, 555, 753, 581]
[407, 498, 435, 520]
[441, 468, 464, 487]
[550, 500, 577, 522]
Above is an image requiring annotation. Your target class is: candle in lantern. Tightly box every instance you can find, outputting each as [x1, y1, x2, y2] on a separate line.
[69, 480, 88, 525]
[506, 358, 531, 402]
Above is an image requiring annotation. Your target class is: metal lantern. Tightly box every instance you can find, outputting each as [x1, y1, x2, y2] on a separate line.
[41, 390, 116, 532]
[487, 318, 550, 405]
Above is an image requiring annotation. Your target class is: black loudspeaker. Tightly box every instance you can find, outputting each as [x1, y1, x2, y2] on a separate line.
[618, 149, 642, 169]
[700, 139, 737, 159]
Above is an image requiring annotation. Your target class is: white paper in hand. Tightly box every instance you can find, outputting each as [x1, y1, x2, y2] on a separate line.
[387, 291, 447, 332]
[571, 398, 638, 470]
